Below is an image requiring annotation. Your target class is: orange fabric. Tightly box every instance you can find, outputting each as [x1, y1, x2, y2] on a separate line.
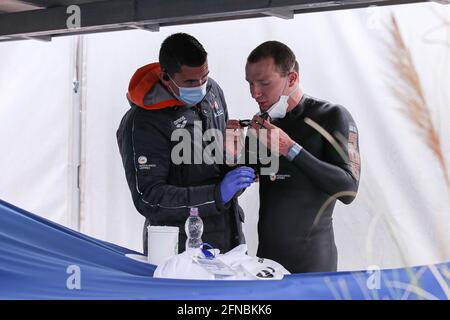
[127, 62, 184, 110]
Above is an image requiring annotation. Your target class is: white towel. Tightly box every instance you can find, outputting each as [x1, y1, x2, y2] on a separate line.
[154, 244, 290, 281]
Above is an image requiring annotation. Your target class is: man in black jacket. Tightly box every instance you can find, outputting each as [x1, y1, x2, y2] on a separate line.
[227, 41, 361, 273]
[117, 33, 254, 255]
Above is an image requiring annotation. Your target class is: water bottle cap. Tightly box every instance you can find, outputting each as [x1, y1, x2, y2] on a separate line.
[189, 207, 199, 216]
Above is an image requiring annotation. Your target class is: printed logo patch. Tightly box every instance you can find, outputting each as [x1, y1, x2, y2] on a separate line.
[209, 96, 224, 118]
[348, 132, 360, 181]
[269, 173, 291, 181]
[138, 156, 147, 165]
[137, 156, 156, 170]
[173, 116, 187, 129]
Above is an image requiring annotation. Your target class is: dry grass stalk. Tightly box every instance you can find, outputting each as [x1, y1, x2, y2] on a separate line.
[388, 14, 450, 192]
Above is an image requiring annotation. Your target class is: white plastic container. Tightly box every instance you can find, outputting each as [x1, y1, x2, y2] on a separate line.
[147, 225, 179, 265]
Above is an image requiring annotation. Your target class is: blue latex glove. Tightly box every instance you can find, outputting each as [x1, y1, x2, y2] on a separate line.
[220, 166, 255, 204]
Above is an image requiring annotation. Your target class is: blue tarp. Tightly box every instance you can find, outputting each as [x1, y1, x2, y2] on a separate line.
[0, 199, 448, 300]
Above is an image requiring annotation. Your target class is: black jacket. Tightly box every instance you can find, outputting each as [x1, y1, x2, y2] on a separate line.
[116, 63, 245, 254]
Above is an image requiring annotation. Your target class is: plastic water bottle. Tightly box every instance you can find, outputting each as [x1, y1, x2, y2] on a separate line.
[185, 207, 203, 250]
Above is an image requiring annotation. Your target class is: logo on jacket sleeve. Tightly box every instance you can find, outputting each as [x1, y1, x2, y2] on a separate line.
[137, 155, 156, 170]
[138, 156, 147, 165]
[173, 116, 188, 129]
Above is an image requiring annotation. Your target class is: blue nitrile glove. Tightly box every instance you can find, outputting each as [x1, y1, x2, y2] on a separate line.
[220, 166, 255, 204]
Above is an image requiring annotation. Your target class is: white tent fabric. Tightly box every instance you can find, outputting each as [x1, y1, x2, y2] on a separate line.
[0, 2, 449, 271]
[0, 38, 73, 226]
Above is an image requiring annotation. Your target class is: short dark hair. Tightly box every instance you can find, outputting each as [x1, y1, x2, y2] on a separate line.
[159, 33, 208, 76]
[247, 41, 298, 76]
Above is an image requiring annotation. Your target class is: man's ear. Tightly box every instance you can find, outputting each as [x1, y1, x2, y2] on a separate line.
[288, 71, 299, 87]
[158, 71, 169, 83]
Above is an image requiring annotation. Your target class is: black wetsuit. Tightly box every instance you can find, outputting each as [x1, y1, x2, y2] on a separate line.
[245, 94, 361, 273]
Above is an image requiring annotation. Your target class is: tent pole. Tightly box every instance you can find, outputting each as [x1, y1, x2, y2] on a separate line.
[68, 35, 86, 231]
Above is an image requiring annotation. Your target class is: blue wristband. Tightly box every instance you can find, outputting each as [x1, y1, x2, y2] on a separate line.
[286, 143, 302, 161]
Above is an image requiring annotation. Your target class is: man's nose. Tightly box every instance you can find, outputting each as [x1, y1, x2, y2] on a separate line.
[251, 86, 262, 99]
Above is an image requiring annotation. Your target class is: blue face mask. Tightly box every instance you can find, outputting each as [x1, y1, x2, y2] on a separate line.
[168, 75, 208, 106]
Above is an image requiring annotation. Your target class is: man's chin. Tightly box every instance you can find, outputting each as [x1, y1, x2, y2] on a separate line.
[258, 104, 269, 112]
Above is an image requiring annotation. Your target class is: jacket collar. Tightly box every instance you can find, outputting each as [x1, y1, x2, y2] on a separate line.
[127, 62, 184, 110]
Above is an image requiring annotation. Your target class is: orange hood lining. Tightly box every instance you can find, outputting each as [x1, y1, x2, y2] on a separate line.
[127, 62, 184, 110]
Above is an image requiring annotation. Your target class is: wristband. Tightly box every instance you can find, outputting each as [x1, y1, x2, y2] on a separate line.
[286, 143, 302, 161]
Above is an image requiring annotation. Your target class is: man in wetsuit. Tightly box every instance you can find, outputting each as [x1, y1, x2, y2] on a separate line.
[226, 41, 361, 273]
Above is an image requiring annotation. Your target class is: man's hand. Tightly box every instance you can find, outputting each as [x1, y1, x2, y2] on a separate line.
[249, 114, 296, 157]
[220, 166, 255, 204]
[224, 120, 245, 162]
